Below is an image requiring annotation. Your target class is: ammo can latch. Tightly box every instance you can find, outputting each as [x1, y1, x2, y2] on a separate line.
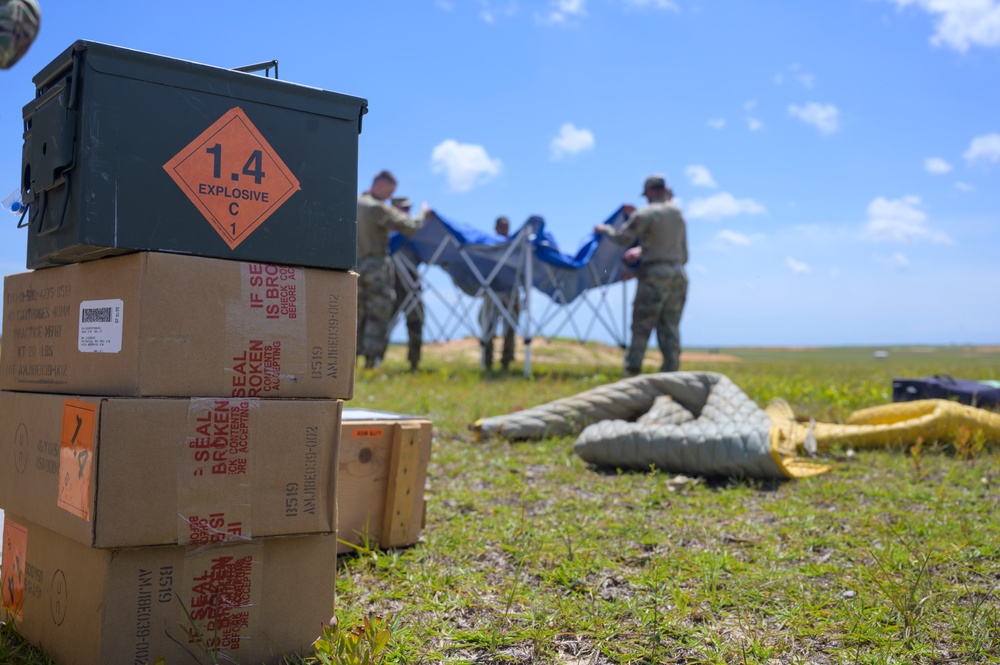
[20, 49, 81, 234]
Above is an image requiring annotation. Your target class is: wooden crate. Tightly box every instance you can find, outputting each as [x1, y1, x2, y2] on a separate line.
[337, 410, 432, 553]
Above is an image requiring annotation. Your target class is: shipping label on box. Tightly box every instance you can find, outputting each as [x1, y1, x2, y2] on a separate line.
[338, 411, 432, 553]
[0, 252, 356, 398]
[0, 391, 341, 548]
[1, 515, 335, 665]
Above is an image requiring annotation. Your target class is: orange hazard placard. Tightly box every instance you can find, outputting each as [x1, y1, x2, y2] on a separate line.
[1, 518, 28, 620]
[163, 106, 302, 250]
[57, 400, 98, 521]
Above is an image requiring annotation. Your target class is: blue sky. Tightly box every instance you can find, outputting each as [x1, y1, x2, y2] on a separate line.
[1, 0, 999, 346]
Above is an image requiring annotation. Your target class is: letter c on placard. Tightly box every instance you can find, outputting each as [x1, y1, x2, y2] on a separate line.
[229, 202, 239, 216]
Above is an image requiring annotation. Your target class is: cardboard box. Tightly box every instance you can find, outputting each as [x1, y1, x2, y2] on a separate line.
[1, 252, 356, 398]
[338, 409, 432, 553]
[0, 391, 341, 548]
[1, 515, 335, 665]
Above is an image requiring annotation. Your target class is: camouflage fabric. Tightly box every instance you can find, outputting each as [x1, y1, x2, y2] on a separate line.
[357, 192, 424, 260]
[627, 263, 687, 374]
[357, 256, 394, 363]
[393, 249, 424, 368]
[479, 290, 519, 370]
[0, 0, 40, 70]
[601, 200, 687, 266]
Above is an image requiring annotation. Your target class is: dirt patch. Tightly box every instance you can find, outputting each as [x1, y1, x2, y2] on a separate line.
[681, 351, 742, 364]
[387, 337, 741, 367]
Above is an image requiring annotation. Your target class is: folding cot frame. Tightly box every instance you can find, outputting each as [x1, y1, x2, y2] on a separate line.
[389, 222, 634, 376]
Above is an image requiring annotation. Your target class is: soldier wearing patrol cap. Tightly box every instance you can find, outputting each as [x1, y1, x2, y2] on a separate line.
[594, 174, 688, 375]
[0, 0, 41, 70]
[389, 196, 425, 371]
[356, 171, 428, 369]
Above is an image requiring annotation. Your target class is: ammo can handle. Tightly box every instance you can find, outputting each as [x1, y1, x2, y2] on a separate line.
[233, 60, 279, 79]
[35, 171, 72, 237]
[27, 52, 82, 237]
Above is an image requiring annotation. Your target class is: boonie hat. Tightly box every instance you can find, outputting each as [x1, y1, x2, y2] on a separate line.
[642, 174, 667, 194]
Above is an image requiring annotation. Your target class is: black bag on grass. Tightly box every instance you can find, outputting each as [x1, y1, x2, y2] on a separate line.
[892, 375, 1000, 409]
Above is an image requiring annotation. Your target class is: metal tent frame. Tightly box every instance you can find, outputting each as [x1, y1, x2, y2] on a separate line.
[389, 211, 634, 375]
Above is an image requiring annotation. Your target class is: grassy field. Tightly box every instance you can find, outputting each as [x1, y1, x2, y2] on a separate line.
[3, 342, 999, 664]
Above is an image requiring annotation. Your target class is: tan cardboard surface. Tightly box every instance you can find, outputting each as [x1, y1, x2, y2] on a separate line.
[1, 515, 336, 665]
[337, 415, 432, 553]
[1, 252, 356, 398]
[0, 392, 341, 548]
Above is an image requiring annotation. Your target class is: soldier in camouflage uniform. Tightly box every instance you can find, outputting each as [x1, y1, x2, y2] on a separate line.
[0, 0, 41, 70]
[356, 171, 427, 369]
[595, 175, 688, 375]
[479, 216, 519, 371]
[390, 196, 425, 371]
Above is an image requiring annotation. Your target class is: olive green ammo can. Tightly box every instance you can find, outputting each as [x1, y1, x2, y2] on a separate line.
[21, 40, 367, 270]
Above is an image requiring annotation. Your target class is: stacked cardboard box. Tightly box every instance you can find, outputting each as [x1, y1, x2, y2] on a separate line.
[2, 37, 436, 665]
[0, 36, 373, 662]
[2, 517, 339, 665]
[0, 253, 358, 664]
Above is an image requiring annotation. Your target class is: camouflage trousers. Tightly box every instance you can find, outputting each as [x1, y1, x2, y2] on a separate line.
[394, 267, 424, 368]
[479, 291, 519, 369]
[627, 264, 688, 374]
[357, 256, 394, 362]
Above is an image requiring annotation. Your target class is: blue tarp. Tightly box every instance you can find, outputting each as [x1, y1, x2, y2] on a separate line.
[390, 208, 629, 303]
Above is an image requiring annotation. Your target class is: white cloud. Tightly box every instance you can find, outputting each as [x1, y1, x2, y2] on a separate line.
[791, 63, 815, 88]
[684, 164, 718, 188]
[540, 0, 587, 24]
[707, 118, 726, 129]
[689, 262, 709, 275]
[954, 181, 976, 192]
[963, 132, 1000, 164]
[924, 156, 952, 173]
[863, 195, 953, 244]
[430, 140, 502, 193]
[435, 0, 455, 9]
[744, 100, 757, 111]
[622, 0, 679, 10]
[788, 103, 841, 135]
[479, 0, 518, 22]
[747, 116, 765, 132]
[716, 230, 752, 246]
[786, 256, 812, 274]
[687, 192, 767, 220]
[776, 64, 816, 88]
[875, 251, 911, 269]
[549, 123, 595, 161]
[888, 0, 1000, 52]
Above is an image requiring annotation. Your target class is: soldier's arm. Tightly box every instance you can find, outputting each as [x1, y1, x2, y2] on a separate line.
[381, 204, 426, 237]
[600, 210, 646, 247]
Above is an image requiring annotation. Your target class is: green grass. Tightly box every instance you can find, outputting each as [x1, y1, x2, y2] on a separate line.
[3, 343, 999, 664]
